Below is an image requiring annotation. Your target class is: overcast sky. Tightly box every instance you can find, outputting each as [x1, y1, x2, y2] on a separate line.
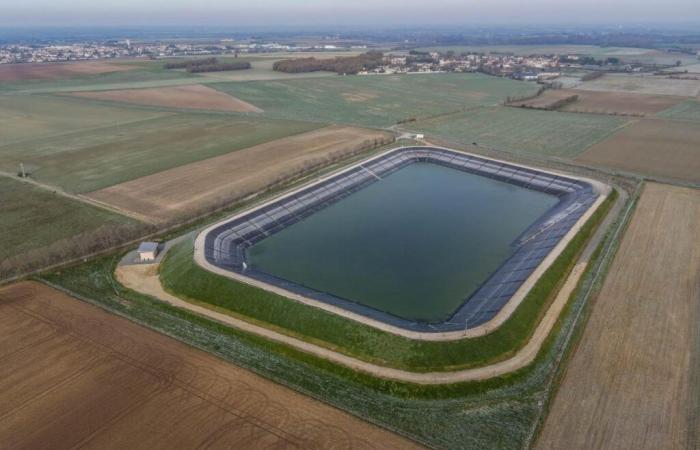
[1, 0, 699, 28]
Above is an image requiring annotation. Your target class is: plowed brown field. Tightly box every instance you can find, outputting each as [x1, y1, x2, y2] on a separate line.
[537, 183, 700, 450]
[86, 126, 394, 222]
[576, 118, 700, 183]
[0, 60, 133, 81]
[0, 281, 419, 449]
[70, 84, 263, 113]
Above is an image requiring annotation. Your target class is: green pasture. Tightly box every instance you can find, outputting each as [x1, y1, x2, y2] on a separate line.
[213, 73, 540, 127]
[412, 106, 628, 157]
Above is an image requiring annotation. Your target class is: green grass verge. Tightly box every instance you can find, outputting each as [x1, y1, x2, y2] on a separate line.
[212, 73, 539, 127]
[160, 190, 615, 372]
[412, 106, 628, 158]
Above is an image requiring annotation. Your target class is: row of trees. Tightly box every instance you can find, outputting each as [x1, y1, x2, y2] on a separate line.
[273, 51, 384, 75]
[164, 57, 251, 73]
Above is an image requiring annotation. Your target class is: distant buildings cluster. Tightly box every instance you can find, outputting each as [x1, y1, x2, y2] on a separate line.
[359, 51, 563, 79]
[359, 50, 689, 80]
[0, 40, 368, 65]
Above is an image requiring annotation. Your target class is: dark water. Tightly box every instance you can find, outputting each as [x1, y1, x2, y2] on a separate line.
[249, 162, 558, 322]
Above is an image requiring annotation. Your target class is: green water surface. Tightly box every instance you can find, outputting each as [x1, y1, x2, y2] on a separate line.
[249, 163, 558, 322]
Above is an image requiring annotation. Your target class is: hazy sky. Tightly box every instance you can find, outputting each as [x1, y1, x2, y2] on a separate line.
[1, 0, 699, 28]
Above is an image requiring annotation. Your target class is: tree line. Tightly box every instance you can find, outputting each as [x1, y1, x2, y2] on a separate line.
[273, 51, 384, 75]
[164, 57, 251, 73]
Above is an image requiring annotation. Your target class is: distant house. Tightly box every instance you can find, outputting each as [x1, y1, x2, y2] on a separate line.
[137, 242, 159, 262]
[513, 71, 539, 81]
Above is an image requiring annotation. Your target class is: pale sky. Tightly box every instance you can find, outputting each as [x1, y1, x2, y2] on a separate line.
[1, 0, 699, 27]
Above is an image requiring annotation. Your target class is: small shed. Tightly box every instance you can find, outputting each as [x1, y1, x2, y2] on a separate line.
[137, 242, 159, 262]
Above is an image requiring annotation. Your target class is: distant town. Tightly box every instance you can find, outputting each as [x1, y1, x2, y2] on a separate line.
[2, 37, 699, 83]
[0, 40, 367, 65]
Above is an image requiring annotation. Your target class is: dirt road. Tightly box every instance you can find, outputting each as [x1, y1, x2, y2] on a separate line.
[0, 281, 420, 449]
[537, 183, 700, 449]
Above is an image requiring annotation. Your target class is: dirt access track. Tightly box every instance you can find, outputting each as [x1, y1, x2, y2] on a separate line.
[69, 84, 263, 113]
[511, 89, 684, 116]
[87, 125, 394, 223]
[577, 118, 700, 184]
[0, 60, 134, 82]
[537, 183, 700, 450]
[0, 281, 419, 449]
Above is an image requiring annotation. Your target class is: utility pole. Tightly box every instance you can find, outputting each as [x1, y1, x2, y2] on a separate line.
[19, 162, 26, 178]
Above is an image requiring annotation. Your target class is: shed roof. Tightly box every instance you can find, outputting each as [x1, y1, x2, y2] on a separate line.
[137, 242, 159, 253]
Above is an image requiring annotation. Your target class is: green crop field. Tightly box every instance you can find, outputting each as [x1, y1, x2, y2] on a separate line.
[657, 99, 700, 121]
[212, 73, 540, 127]
[0, 94, 171, 145]
[0, 96, 320, 193]
[0, 177, 138, 262]
[411, 106, 628, 157]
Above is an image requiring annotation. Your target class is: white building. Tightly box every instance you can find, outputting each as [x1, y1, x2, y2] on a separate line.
[137, 242, 159, 262]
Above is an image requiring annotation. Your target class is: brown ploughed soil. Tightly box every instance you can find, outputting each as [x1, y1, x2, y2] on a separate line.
[576, 118, 700, 183]
[537, 183, 700, 450]
[86, 126, 394, 222]
[0, 60, 134, 81]
[69, 84, 263, 113]
[0, 281, 420, 449]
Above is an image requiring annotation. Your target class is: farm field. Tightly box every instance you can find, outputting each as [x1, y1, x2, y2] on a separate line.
[508, 89, 577, 109]
[537, 183, 700, 450]
[576, 73, 700, 97]
[68, 84, 263, 112]
[0, 93, 170, 145]
[0, 281, 418, 449]
[0, 60, 135, 82]
[577, 118, 700, 183]
[0, 61, 199, 94]
[87, 125, 394, 222]
[0, 111, 320, 193]
[412, 106, 627, 157]
[657, 99, 700, 121]
[0, 177, 138, 266]
[213, 73, 540, 127]
[511, 89, 685, 116]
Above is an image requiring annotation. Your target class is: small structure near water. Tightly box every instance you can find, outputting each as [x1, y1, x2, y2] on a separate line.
[137, 242, 159, 262]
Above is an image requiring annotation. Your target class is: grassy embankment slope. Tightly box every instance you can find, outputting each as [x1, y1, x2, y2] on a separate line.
[159, 191, 615, 372]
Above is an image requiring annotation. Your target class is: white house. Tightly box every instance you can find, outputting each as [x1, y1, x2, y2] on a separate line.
[137, 242, 159, 262]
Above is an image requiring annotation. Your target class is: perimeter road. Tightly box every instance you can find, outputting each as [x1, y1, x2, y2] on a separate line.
[115, 183, 622, 384]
